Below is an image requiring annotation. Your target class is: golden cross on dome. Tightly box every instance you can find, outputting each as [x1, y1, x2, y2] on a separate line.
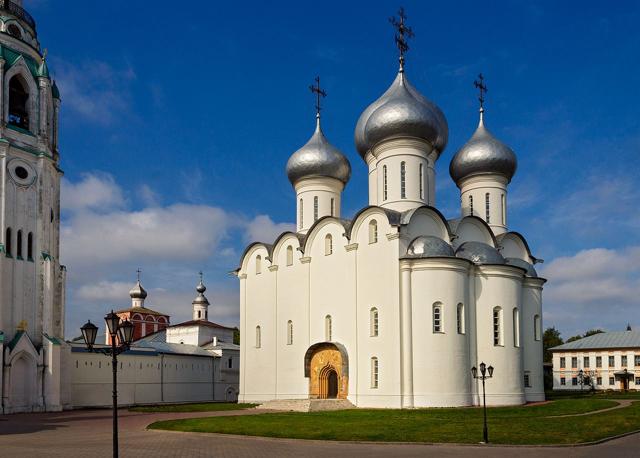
[309, 76, 327, 117]
[389, 7, 414, 71]
[474, 73, 488, 111]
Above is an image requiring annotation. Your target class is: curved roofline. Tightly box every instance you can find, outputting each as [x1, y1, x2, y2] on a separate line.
[346, 205, 402, 239]
[453, 215, 498, 247]
[302, 215, 351, 253]
[303, 341, 349, 378]
[237, 241, 273, 273]
[497, 231, 540, 263]
[270, 230, 306, 262]
[401, 205, 455, 240]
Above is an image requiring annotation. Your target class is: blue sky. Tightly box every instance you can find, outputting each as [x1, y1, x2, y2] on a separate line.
[27, 1, 640, 340]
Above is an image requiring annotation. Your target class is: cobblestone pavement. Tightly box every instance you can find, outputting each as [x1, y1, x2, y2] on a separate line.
[1, 408, 639, 458]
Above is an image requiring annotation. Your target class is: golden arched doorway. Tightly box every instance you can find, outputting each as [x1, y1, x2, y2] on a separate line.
[305, 343, 348, 399]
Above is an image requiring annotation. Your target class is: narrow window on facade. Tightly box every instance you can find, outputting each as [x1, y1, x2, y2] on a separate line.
[27, 232, 33, 260]
[622, 355, 628, 366]
[635, 355, 640, 366]
[255, 255, 262, 274]
[369, 220, 378, 244]
[513, 308, 520, 347]
[228, 358, 233, 369]
[419, 163, 424, 200]
[371, 357, 379, 388]
[456, 303, 465, 334]
[383, 165, 388, 201]
[572, 377, 578, 386]
[469, 195, 474, 216]
[524, 372, 531, 388]
[597, 376, 602, 385]
[286, 245, 293, 266]
[370, 307, 379, 337]
[485, 193, 490, 223]
[596, 356, 602, 367]
[5, 227, 11, 256]
[8, 76, 30, 130]
[287, 320, 293, 345]
[433, 303, 442, 333]
[571, 357, 577, 368]
[501, 194, 506, 225]
[325, 234, 333, 255]
[636, 377, 640, 385]
[314, 196, 319, 221]
[560, 357, 566, 368]
[255, 326, 261, 348]
[560, 377, 566, 385]
[608, 356, 615, 367]
[584, 356, 590, 368]
[331, 198, 335, 217]
[400, 161, 406, 199]
[299, 198, 303, 229]
[16, 230, 23, 259]
[534, 315, 541, 341]
[493, 307, 503, 346]
[325, 315, 332, 341]
[197, 310, 201, 319]
[609, 377, 615, 386]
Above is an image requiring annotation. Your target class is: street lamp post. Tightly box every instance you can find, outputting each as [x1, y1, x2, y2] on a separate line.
[471, 362, 494, 444]
[578, 369, 584, 392]
[80, 311, 135, 458]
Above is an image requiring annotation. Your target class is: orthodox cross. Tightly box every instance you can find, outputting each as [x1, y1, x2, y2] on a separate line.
[474, 73, 488, 111]
[389, 7, 414, 71]
[199, 270, 204, 282]
[136, 268, 142, 282]
[309, 76, 326, 117]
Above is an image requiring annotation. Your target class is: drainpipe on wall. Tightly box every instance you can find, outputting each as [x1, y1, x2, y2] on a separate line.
[1, 336, 4, 414]
[160, 353, 164, 402]
[211, 357, 216, 401]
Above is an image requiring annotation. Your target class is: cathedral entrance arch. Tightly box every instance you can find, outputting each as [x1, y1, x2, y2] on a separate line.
[304, 342, 348, 399]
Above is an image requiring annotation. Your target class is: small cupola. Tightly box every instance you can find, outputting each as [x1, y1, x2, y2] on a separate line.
[129, 269, 147, 308]
[192, 272, 210, 321]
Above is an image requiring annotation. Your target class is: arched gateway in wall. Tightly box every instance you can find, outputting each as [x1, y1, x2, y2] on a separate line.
[304, 342, 349, 399]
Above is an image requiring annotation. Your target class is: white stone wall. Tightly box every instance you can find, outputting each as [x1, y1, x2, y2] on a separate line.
[459, 175, 509, 236]
[295, 177, 343, 233]
[552, 349, 640, 391]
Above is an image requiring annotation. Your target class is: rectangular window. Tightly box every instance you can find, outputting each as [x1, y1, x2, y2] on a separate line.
[636, 377, 640, 385]
[228, 358, 233, 369]
[400, 162, 406, 199]
[635, 355, 640, 367]
[469, 195, 474, 216]
[330, 198, 335, 217]
[456, 303, 464, 334]
[313, 196, 319, 221]
[609, 356, 615, 367]
[524, 372, 531, 388]
[371, 357, 379, 389]
[572, 377, 578, 386]
[493, 308, 502, 346]
[609, 377, 615, 386]
[621, 355, 628, 367]
[383, 165, 388, 201]
[419, 164, 424, 200]
[560, 377, 566, 386]
[584, 356, 590, 368]
[571, 357, 577, 368]
[485, 192, 490, 223]
[433, 305, 442, 333]
[596, 356, 602, 368]
[597, 376, 602, 385]
[560, 357, 566, 368]
[501, 194, 506, 225]
[299, 199, 303, 229]
[513, 308, 520, 347]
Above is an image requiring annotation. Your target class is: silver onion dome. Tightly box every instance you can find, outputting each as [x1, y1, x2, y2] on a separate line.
[193, 279, 210, 306]
[455, 241, 505, 265]
[355, 71, 448, 159]
[505, 257, 538, 277]
[286, 116, 351, 186]
[449, 111, 517, 185]
[129, 280, 147, 299]
[407, 236, 454, 257]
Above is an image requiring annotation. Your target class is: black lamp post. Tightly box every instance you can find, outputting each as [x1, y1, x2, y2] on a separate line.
[471, 362, 494, 444]
[578, 369, 584, 392]
[81, 311, 135, 458]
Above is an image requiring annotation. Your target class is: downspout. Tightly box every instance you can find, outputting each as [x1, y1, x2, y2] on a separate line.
[160, 353, 164, 402]
[1, 337, 4, 414]
[211, 357, 215, 401]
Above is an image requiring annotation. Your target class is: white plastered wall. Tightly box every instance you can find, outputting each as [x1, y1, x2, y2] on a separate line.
[459, 174, 508, 235]
[295, 177, 343, 234]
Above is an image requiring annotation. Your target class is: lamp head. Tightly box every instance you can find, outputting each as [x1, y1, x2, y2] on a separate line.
[104, 310, 120, 337]
[479, 362, 486, 376]
[80, 320, 98, 350]
[488, 365, 494, 377]
[118, 319, 135, 346]
[471, 366, 478, 379]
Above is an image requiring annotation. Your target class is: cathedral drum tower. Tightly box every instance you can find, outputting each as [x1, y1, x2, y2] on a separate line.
[0, 0, 66, 413]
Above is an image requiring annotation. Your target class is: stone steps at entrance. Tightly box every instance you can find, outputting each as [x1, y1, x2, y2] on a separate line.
[256, 398, 355, 412]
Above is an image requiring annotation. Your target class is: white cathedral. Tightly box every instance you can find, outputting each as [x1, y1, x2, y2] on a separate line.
[237, 15, 546, 408]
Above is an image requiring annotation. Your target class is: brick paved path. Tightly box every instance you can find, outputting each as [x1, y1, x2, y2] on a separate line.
[1, 408, 639, 458]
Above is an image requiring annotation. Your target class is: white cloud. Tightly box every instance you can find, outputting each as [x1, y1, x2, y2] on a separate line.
[51, 58, 136, 124]
[76, 281, 132, 302]
[244, 214, 295, 243]
[540, 246, 640, 335]
[62, 173, 125, 212]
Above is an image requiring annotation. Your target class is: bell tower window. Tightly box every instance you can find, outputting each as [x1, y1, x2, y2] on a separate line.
[5, 227, 12, 257]
[8, 76, 30, 131]
[16, 230, 23, 259]
[400, 161, 406, 199]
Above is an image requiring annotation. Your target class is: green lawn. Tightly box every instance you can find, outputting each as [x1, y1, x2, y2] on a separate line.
[148, 398, 640, 445]
[130, 402, 256, 413]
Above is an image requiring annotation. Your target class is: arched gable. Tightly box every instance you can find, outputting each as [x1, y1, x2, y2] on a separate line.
[302, 216, 350, 255]
[304, 341, 349, 378]
[497, 232, 538, 264]
[271, 231, 304, 265]
[348, 206, 396, 244]
[451, 216, 497, 249]
[401, 205, 453, 243]
[4, 57, 38, 133]
[238, 242, 272, 275]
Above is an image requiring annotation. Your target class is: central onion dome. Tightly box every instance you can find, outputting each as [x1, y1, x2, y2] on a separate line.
[355, 71, 448, 159]
[129, 280, 147, 300]
[286, 116, 351, 186]
[449, 111, 517, 185]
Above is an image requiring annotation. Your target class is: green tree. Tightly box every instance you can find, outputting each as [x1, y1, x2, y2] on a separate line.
[233, 327, 240, 345]
[584, 329, 604, 337]
[566, 335, 582, 343]
[543, 327, 563, 363]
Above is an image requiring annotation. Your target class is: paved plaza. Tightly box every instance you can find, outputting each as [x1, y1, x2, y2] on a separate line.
[1, 408, 639, 458]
